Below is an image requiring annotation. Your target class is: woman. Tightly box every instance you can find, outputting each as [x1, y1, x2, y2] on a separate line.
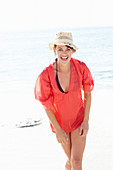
[34, 32, 94, 170]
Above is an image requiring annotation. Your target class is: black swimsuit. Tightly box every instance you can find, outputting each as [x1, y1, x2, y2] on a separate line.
[56, 59, 67, 94]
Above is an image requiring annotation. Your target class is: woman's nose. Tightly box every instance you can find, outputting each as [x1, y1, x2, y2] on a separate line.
[62, 51, 67, 55]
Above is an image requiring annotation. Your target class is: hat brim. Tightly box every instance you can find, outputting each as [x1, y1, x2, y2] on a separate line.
[49, 42, 78, 51]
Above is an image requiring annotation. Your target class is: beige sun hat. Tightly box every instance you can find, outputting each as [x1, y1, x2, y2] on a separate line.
[49, 32, 78, 51]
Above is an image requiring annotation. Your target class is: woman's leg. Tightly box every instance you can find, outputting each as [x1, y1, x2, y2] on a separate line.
[60, 133, 72, 170]
[71, 127, 86, 170]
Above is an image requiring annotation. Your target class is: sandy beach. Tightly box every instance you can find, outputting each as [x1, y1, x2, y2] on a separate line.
[0, 89, 113, 170]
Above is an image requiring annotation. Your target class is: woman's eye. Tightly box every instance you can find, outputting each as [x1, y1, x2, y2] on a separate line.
[58, 48, 62, 51]
[66, 48, 70, 51]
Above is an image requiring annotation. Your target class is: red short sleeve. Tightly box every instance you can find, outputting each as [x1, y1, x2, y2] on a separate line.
[34, 69, 53, 110]
[82, 63, 94, 92]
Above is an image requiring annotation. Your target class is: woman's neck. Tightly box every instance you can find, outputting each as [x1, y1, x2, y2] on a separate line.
[57, 60, 71, 73]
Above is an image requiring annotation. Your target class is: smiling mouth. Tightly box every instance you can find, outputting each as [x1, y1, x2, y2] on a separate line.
[61, 57, 68, 61]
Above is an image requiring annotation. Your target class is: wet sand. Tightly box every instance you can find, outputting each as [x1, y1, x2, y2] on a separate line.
[0, 89, 113, 170]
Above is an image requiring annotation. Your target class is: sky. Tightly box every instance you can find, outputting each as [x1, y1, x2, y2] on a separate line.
[0, 0, 113, 31]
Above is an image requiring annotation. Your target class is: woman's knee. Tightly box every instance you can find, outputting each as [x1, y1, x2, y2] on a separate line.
[71, 158, 82, 169]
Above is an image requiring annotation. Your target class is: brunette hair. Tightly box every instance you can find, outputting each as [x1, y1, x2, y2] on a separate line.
[54, 44, 76, 52]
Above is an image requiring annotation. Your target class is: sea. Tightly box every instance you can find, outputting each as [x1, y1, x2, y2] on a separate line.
[0, 26, 113, 127]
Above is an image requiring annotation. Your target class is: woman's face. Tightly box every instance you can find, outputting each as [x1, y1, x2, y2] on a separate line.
[54, 45, 74, 65]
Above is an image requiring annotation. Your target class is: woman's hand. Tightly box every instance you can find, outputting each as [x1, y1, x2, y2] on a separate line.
[79, 121, 89, 137]
[56, 128, 68, 145]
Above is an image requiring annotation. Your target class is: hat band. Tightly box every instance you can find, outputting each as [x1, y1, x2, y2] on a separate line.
[55, 41, 73, 46]
[56, 36, 72, 41]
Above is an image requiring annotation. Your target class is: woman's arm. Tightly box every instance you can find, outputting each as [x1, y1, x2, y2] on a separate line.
[79, 91, 91, 136]
[45, 109, 68, 144]
[84, 91, 91, 122]
[45, 109, 61, 132]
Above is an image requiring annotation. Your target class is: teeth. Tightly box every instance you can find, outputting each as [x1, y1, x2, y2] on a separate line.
[61, 57, 68, 60]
